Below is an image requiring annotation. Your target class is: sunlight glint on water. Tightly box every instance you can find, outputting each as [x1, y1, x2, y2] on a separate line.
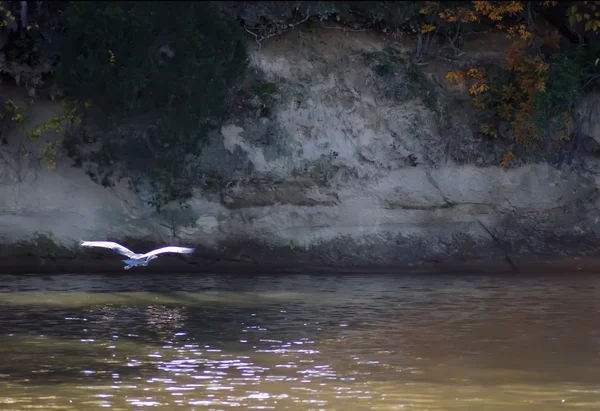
[0, 272, 598, 410]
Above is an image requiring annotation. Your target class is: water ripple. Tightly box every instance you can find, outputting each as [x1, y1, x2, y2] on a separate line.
[0, 273, 598, 409]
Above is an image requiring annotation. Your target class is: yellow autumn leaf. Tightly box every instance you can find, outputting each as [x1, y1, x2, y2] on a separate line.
[506, 1, 524, 13]
[473, 1, 486, 12]
[535, 80, 546, 92]
[535, 62, 549, 74]
[421, 24, 436, 34]
[445, 71, 464, 85]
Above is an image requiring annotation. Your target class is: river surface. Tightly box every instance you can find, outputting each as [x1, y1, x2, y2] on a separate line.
[0, 272, 599, 410]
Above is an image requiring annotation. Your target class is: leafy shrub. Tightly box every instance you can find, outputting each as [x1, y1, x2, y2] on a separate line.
[533, 43, 600, 139]
[424, 1, 599, 167]
[363, 47, 443, 114]
[8, 29, 43, 66]
[57, 1, 248, 210]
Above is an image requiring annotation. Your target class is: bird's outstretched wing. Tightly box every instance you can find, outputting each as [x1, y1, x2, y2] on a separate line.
[143, 246, 195, 258]
[79, 241, 137, 258]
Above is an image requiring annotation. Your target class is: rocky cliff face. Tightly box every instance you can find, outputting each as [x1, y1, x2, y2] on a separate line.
[1, 27, 600, 272]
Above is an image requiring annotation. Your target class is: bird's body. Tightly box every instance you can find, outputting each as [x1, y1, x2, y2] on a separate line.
[80, 241, 194, 270]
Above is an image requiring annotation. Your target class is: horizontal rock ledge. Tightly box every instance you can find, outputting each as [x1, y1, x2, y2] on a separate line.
[0, 256, 597, 276]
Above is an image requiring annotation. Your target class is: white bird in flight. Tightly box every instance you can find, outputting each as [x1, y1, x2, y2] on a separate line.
[80, 241, 195, 270]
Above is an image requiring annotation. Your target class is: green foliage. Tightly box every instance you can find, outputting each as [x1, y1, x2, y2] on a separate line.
[28, 101, 82, 169]
[8, 29, 42, 66]
[56, 1, 248, 211]
[566, 2, 600, 33]
[363, 47, 443, 114]
[0, 97, 81, 170]
[251, 81, 278, 102]
[0, 1, 17, 28]
[462, 33, 600, 146]
[533, 43, 600, 138]
[0, 99, 25, 155]
[29, 101, 81, 140]
[58, 1, 247, 130]
[0, 99, 25, 125]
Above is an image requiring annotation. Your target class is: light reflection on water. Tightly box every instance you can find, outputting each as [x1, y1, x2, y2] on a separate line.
[0, 273, 599, 409]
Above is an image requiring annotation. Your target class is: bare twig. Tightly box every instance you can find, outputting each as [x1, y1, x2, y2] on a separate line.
[413, 54, 466, 66]
[583, 73, 600, 89]
[321, 25, 367, 32]
[413, 2, 443, 64]
[436, 55, 463, 63]
[158, 213, 180, 239]
[244, 10, 312, 49]
[438, 24, 468, 59]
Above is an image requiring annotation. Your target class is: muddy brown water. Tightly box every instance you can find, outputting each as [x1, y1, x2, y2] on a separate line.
[0, 272, 599, 410]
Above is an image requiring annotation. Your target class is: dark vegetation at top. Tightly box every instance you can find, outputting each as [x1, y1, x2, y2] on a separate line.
[56, 1, 247, 211]
[0, 1, 597, 210]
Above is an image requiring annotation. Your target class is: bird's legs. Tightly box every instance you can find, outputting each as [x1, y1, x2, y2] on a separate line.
[122, 255, 158, 270]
